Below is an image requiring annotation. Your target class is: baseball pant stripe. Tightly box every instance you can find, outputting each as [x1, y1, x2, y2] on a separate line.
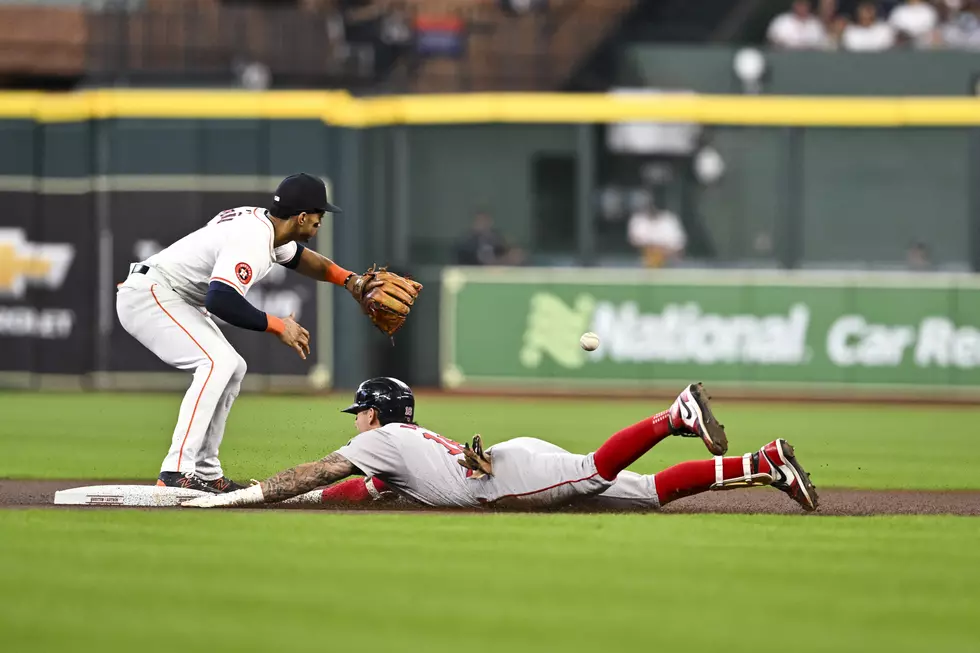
[493, 472, 601, 501]
[482, 438, 661, 508]
[150, 284, 214, 471]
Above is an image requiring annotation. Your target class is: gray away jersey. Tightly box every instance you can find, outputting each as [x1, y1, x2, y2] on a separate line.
[337, 423, 480, 507]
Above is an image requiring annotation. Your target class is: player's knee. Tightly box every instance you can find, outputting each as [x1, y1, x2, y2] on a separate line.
[232, 354, 247, 381]
[210, 348, 244, 385]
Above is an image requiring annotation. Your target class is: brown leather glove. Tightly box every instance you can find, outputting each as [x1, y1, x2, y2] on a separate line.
[458, 434, 493, 478]
[345, 265, 423, 337]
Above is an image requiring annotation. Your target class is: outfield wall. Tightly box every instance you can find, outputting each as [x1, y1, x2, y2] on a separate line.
[2, 90, 980, 397]
[0, 119, 342, 390]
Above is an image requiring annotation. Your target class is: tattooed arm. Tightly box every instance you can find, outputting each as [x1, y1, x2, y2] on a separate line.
[260, 452, 356, 502]
[181, 451, 358, 508]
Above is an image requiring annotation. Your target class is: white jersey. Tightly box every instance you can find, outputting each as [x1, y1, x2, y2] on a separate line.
[338, 423, 479, 508]
[144, 206, 299, 306]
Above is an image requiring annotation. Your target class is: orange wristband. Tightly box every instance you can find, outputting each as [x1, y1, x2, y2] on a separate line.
[325, 263, 352, 286]
[266, 315, 285, 335]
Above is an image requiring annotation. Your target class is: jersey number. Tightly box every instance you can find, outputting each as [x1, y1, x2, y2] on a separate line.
[423, 432, 464, 455]
[401, 424, 464, 455]
[401, 424, 463, 456]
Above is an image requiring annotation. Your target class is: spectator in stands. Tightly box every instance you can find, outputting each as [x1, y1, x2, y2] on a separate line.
[842, 2, 897, 50]
[906, 242, 932, 270]
[455, 211, 525, 266]
[940, 0, 980, 48]
[499, 0, 549, 16]
[888, 0, 940, 46]
[334, 0, 412, 75]
[826, 13, 851, 47]
[767, 1, 831, 49]
[626, 195, 687, 268]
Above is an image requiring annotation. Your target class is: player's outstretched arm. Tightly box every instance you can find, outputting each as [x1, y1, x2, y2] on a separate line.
[261, 452, 356, 502]
[182, 452, 356, 508]
[289, 247, 386, 304]
[290, 247, 394, 305]
[292, 247, 357, 287]
[289, 247, 422, 337]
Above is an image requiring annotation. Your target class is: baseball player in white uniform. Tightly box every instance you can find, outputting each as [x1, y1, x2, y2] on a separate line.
[183, 378, 818, 511]
[117, 173, 391, 494]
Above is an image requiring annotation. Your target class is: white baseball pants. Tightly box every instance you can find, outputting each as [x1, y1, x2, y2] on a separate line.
[116, 271, 247, 479]
[482, 437, 661, 509]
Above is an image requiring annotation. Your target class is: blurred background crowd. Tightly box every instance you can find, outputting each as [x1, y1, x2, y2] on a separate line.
[1, 0, 977, 276]
[767, 0, 980, 51]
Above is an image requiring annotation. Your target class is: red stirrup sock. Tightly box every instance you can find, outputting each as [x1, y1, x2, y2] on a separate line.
[593, 411, 673, 481]
[654, 457, 750, 506]
[320, 477, 389, 503]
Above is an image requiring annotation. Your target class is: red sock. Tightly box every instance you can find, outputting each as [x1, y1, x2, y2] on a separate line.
[320, 477, 389, 503]
[654, 456, 755, 506]
[594, 411, 673, 481]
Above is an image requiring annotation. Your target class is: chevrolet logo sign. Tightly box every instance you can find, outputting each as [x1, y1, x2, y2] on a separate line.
[0, 228, 75, 298]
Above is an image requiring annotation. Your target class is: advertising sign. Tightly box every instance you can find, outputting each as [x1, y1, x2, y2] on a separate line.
[441, 267, 980, 391]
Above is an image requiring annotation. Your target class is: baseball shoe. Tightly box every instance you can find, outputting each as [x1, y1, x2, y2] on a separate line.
[758, 439, 819, 512]
[667, 382, 728, 455]
[201, 476, 247, 493]
[156, 472, 221, 494]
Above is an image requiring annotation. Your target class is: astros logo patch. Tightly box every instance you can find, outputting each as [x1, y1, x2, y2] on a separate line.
[235, 262, 253, 285]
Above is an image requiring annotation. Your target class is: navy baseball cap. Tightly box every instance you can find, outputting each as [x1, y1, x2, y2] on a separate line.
[270, 173, 341, 216]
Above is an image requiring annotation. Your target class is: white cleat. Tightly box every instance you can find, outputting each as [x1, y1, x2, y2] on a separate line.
[667, 383, 728, 455]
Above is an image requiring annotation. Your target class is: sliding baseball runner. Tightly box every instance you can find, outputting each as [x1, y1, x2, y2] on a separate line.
[183, 378, 818, 512]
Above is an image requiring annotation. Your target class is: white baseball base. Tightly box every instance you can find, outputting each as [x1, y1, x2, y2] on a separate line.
[53, 485, 326, 508]
[53, 485, 208, 507]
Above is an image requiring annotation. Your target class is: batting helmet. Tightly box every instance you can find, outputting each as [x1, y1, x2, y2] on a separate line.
[341, 377, 415, 426]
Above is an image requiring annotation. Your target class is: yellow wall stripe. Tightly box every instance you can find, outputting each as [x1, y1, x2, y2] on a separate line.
[1, 90, 980, 126]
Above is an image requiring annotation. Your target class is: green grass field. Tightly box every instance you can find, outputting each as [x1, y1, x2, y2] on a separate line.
[3, 391, 980, 488]
[2, 391, 979, 653]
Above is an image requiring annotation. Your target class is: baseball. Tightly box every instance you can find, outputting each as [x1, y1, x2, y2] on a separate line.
[579, 332, 600, 351]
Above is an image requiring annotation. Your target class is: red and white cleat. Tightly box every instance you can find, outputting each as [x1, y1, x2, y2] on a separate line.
[668, 383, 728, 455]
[758, 439, 819, 512]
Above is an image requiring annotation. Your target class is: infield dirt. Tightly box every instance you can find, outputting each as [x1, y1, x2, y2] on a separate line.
[2, 479, 978, 516]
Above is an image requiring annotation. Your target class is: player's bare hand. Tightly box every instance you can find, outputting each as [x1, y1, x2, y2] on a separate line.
[278, 313, 311, 359]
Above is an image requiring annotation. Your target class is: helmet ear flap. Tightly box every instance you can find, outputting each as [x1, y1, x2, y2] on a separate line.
[378, 402, 414, 426]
